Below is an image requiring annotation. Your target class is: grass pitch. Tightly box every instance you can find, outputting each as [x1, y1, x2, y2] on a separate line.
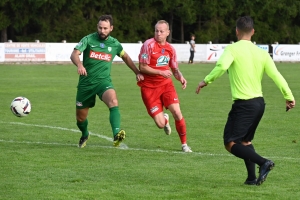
[0, 63, 299, 199]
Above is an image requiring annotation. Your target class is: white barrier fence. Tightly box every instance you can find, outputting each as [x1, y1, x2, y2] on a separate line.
[0, 42, 299, 63]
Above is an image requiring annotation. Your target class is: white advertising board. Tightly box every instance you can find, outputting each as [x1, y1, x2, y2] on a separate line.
[272, 44, 300, 61]
[46, 43, 81, 61]
[0, 43, 4, 62]
[205, 44, 229, 62]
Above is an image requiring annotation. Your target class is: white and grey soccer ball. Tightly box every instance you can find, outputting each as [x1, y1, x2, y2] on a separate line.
[10, 97, 31, 117]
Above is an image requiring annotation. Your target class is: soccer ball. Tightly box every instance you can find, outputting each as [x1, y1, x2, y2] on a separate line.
[10, 97, 31, 117]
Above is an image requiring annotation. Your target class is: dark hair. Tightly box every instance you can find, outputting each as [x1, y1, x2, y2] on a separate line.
[236, 16, 253, 33]
[98, 15, 113, 26]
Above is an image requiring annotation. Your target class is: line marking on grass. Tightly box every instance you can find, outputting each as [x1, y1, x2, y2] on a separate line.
[0, 121, 128, 149]
[1, 121, 299, 160]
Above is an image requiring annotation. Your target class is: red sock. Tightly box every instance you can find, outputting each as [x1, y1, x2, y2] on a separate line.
[175, 118, 187, 144]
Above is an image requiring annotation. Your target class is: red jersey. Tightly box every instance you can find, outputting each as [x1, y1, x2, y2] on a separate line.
[138, 38, 178, 88]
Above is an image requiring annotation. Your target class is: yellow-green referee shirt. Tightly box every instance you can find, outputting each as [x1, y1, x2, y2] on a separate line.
[204, 40, 294, 101]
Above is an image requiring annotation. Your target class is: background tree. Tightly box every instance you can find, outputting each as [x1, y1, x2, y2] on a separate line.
[0, 0, 300, 44]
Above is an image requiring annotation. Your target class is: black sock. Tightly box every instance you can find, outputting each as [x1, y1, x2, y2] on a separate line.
[244, 144, 257, 180]
[231, 143, 266, 166]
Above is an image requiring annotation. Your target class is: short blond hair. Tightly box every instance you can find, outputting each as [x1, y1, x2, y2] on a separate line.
[155, 20, 169, 29]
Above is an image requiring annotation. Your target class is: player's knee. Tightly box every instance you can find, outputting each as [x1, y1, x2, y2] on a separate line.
[108, 98, 118, 107]
[171, 110, 182, 121]
[154, 120, 165, 129]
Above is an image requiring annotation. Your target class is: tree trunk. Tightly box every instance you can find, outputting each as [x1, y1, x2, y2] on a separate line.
[180, 19, 184, 43]
[168, 12, 173, 43]
[1, 29, 7, 42]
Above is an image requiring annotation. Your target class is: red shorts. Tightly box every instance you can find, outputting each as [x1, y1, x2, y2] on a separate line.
[140, 82, 179, 117]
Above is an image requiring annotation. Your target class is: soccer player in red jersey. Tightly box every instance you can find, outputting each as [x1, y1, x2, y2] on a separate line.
[138, 20, 192, 152]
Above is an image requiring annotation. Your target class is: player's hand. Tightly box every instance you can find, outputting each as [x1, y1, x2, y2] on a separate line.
[195, 80, 207, 94]
[180, 77, 187, 89]
[286, 100, 296, 112]
[77, 64, 87, 76]
[136, 73, 144, 81]
[159, 70, 172, 78]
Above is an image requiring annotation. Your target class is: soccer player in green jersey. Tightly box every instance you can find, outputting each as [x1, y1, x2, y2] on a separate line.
[70, 15, 144, 148]
[196, 16, 296, 186]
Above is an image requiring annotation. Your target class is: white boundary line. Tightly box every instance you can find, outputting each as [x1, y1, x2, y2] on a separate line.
[0, 121, 299, 160]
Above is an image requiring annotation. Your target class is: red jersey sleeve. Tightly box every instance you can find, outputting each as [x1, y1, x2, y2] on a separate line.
[168, 45, 178, 69]
[139, 39, 153, 64]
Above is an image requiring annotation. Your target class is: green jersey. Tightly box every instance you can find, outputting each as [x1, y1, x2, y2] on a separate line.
[75, 33, 123, 88]
[204, 40, 294, 101]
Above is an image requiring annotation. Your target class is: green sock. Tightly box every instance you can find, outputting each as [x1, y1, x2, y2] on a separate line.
[109, 106, 121, 136]
[77, 119, 89, 137]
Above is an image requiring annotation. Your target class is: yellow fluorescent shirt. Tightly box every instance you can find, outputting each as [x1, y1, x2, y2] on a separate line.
[204, 40, 294, 101]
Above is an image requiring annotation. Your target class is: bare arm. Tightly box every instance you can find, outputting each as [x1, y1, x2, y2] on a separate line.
[70, 49, 87, 76]
[171, 68, 187, 89]
[121, 51, 144, 81]
[139, 63, 172, 78]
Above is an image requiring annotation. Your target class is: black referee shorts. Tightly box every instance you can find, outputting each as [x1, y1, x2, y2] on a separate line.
[223, 97, 265, 145]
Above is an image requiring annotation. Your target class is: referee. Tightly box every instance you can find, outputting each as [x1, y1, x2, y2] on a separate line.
[195, 16, 295, 186]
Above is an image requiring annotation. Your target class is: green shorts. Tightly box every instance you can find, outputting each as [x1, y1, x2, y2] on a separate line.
[76, 79, 115, 109]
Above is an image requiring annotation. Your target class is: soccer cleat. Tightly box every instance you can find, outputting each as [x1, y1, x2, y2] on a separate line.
[182, 145, 192, 153]
[256, 160, 275, 186]
[163, 113, 171, 135]
[113, 129, 126, 147]
[244, 179, 257, 185]
[78, 135, 89, 148]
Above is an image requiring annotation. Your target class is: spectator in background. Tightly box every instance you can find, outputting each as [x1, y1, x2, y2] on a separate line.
[189, 35, 196, 64]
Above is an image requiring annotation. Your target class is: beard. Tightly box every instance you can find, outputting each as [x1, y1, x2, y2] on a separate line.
[98, 33, 109, 40]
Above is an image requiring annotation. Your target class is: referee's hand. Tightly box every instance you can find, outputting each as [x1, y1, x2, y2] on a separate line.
[196, 80, 207, 94]
[286, 100, 296, 112]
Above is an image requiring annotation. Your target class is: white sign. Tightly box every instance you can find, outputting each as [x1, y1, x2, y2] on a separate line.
[0, 43, 4, 62]
[206, 44, 229, 61]
[256, 44, 269, 52]
[272, 44, 300, 61]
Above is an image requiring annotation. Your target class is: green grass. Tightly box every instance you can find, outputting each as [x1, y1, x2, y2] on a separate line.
[0, 63, 299, 200]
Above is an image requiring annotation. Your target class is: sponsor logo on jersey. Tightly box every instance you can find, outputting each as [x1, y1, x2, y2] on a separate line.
[89, 51, 112, 61]
[150, 106, 159, 114]
[156, 55, 169, 66]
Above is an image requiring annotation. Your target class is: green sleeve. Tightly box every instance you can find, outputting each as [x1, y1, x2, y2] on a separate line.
[75, 37, 88, 53]
[116, 42, 124, 57]
[264, 55, 294, 100]
[204, 48, 234, 84]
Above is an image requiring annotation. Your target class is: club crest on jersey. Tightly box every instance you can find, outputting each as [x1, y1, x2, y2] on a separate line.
[108, 47, 112, 52]
[141, 53, 148, 59]
[156, 55, 169, 66]
[161, 48, 165, 54]
[89, 51, 112, 61]
[100, 43, 105, 48]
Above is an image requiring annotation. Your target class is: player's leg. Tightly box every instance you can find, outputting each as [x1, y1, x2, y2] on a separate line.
[76, 88, 95, 148]
[140, 86, 166, 129]
[162, 83, 192, 152]
[167, 103, 192, 152]
[101, 88, 125, 147]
